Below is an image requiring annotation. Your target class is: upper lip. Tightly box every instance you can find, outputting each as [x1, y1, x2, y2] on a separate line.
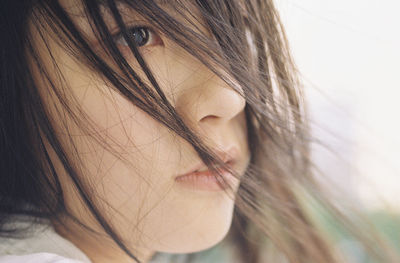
[176, 146, 240, 178]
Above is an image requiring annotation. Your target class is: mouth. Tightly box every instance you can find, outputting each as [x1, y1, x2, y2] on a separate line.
[174, 160, 238, 192]
[176, 146, 240, 179]
[174, 146, 241, 192]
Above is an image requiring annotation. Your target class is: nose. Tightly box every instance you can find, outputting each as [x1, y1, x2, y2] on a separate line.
[175, 73, 246, 130]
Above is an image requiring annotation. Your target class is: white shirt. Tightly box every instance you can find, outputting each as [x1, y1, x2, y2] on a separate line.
[0, 216, 179, 263]
[0, 253, 85, 263]
[0, 216, 91, 263]
[0, 216, 230, 262]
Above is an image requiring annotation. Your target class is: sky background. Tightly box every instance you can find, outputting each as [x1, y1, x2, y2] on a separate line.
[274, 0, 400, 210]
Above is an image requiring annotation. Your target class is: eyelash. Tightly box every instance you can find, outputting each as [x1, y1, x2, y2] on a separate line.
[114, 26, 162, 49]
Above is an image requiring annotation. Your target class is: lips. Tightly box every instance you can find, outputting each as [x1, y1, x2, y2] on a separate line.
[176, 146, 240, 179]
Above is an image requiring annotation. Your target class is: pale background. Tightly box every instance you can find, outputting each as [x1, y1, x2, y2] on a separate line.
[275, 0, 400, 210]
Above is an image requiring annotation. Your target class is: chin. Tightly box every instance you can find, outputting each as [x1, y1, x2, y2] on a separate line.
[155, 197, 235, 254]
[161, 221, 232, 254]
[179, 219, 232, 253]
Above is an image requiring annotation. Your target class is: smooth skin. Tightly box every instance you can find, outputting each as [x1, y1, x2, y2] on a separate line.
[31, 1, 251, 262]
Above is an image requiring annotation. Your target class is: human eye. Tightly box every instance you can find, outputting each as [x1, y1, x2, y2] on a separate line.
[114, 26, 162, 49]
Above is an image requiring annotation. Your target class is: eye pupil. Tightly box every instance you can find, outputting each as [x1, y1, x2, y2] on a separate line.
[114, 26, 154, 48]
[131, 27, 149, 47]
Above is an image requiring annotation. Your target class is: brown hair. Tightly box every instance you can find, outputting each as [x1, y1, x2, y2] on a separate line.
[0, 0, 398, 262]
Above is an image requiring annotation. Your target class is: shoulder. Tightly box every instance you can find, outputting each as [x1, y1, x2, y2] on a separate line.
[0, 252, 85, 263]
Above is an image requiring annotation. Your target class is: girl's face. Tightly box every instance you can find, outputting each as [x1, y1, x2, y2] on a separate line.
[34, 0, 251, 261]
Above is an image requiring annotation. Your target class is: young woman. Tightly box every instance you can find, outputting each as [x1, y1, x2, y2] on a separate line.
[0, 0, 398, 262]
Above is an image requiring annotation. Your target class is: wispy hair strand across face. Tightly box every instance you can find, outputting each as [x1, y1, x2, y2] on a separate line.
[0, 0, 399, 262]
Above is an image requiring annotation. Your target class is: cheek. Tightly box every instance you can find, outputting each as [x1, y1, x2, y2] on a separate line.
[50, 52, 175, 180]
[143, 40, 213, 101]
[42, 56, 183, 223]
[67, 84, 179, 201]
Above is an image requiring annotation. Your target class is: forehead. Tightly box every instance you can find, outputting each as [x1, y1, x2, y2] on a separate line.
[61, 0, 187, 14]
[58, 0, 204, 35]
[58, 0, 202, 31]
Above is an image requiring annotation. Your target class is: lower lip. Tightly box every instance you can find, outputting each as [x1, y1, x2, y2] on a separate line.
[175, 168, 236, 192]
